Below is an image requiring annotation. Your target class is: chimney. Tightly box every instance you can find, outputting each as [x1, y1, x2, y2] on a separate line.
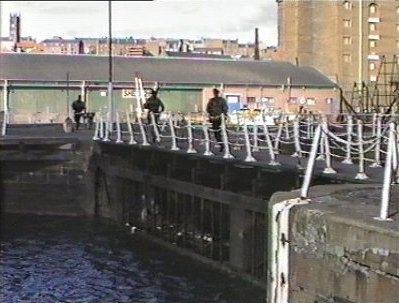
[254, 27, 260, 61]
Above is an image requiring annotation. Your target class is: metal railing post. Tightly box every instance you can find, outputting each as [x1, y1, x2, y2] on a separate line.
[221, 114, 234, 159]
[342, 115, 353, 164]
[202, 124, 214, 156]
[263, 119, 280, 166]
[169, 116, 179, 151]
[244, 121, 256, 162]
[355, 119, 368, 180]
[375, 122, 395, 221]
[274, 122, 283, 154]
[2, 80, 8, 136]
[370, 113, 382, 167]
[103, 112, 111, 142]
[138, 113, 150, 146]
[292, 117, 302, 157]
[300, 124, 322, 199]
[150, 112, 161, 143]
[321, 118, 336, 174]
[115, 111, 123, 143]
[126, 111, 137, 145]
[252, 120, 260, 152]
[186, 114, 197, 154]
[92, 113, 100, 140]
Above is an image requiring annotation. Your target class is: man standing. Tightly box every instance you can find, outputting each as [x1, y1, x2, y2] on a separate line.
[206, 88, 228, 151]
[143, 89, 165, 125]
[71, 95, 86, 130]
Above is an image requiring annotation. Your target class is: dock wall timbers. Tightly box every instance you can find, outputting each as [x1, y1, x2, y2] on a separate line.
[90, 142, 303, 285]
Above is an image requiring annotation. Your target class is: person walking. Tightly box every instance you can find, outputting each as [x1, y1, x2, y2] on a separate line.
[206, 88, 228, 151]
[71, 95, 86, 130]
[143, 89, 165, 125]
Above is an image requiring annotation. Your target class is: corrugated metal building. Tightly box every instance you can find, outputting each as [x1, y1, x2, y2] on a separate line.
[0, 53, 339, 123]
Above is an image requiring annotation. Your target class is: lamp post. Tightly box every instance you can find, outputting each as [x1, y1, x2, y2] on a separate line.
[107, 0, 114, 122]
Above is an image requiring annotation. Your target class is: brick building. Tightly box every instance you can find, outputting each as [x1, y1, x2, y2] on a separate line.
[274, 0, 398, 96]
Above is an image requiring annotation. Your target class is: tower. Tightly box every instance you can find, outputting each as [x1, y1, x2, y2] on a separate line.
[276, 0, 398, 101]
[9, 13, 21, 43]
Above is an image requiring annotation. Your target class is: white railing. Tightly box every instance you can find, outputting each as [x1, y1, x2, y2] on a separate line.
[93, 110, 398, 221]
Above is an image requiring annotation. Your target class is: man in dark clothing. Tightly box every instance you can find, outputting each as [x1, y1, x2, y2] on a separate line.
[143, 89, 165, 125]
[71, 95, 86, 130]
[206, 88, 228, 151]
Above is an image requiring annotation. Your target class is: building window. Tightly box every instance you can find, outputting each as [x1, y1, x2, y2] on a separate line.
[343, 36, 351, 45]
[343, 1, 351, 9]
[343, 54, 351, 63]
[370, 62, 376, 70]
[369, 40, 377, 48]
[369, 23, 376, 31]
[343, 19, 352, 28]
[306, 98, 316, 106]
[246, 97, 256, 108]
[369, 3, 377, 14]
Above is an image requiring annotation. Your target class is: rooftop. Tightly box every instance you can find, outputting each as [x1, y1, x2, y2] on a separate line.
[0, 53, 336, 88]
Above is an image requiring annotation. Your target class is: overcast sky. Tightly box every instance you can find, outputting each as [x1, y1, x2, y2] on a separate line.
[0, 0, 278, 45]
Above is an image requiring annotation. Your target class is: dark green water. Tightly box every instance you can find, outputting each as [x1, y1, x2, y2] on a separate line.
[0, 214, 265, 303]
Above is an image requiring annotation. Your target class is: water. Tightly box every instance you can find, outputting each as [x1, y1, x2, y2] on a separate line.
[1, 214, 265, 303]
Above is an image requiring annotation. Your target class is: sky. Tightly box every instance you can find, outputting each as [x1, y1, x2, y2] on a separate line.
[0, 0, 278, 46]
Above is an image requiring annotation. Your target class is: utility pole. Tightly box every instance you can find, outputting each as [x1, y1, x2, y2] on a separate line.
[0, 1, 3, 54]
[107, 0, 114, 122]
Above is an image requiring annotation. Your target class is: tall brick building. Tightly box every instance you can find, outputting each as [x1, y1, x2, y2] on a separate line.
[275, 0, 398, 97]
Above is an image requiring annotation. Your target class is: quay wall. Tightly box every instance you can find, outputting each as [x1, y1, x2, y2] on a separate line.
[269, 185, 399, 303]
[1, 133, 94, 216]
[90, 141, 305, 286]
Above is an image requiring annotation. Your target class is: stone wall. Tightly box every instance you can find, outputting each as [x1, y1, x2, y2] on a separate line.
[269, 184, 399, 303]
[1, 140, 94, 216]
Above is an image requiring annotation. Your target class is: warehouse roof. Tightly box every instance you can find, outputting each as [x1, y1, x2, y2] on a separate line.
[0, 53, 336, 87]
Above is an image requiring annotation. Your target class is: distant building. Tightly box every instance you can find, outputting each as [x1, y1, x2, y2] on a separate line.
[274, 0, 398, 95]
[1, 53, 339, 124]
[41, 37, 81, 55]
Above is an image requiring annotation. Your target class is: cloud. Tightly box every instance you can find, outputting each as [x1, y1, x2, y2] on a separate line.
[1, 0, 278, 44]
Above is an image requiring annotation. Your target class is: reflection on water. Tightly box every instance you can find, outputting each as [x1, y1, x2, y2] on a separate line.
[1, 214, 265, 303]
